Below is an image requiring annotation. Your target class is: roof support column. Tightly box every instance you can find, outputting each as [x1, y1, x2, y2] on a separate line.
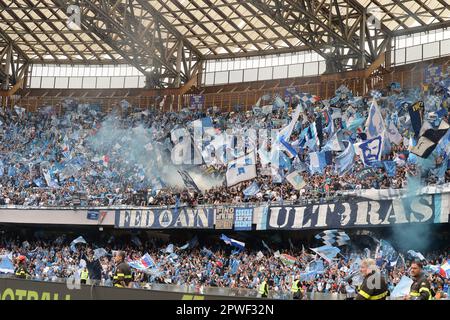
[176, 41, 183, 110]
[360, 9, 367, 70]
[2, 44, 13, 90]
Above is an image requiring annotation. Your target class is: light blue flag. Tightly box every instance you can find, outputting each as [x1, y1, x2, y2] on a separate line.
[230, 259, 240, 275]
[273, 96, 286, 109]
[243, 181, 260, 197]
[33, 178, 45, 187]
[309, 151, 331, 174]
[383, 161, 397, 177]
[8, 166, 16, 177]
[164, 244, 174, 254]
[379, 239, 398, 264]
[93, 248, 108, 260]
[349, 257, 362, 273]
[271, 167, 284, 184]
[0, 160, 4, 177]
[407, 137, 418, 164]
[323, 132, 345, 152]
[305, 123, 319, 150]
[310, 245, 340, 262]
[0, 256, 15, 274]
[179, 236, 199, 250]
[335, 141, 355, 175]
[278, 151, 292, 171]
[179, 243, 189, 250]
[347, 115, 366, 133]
[308, 259, 325, 273]
[365, 100, 385, 139]
[269, 147, 284, 170]
[300, 271, 317, 282]
[298, 126, 310, 143]
[201, 247, 215, 258]
[407, 250, 426, 261]
[430, 158, 448, 182]
[258, 148, 271, 166]
[70, 236, 87, 252]
[390, 276, 414, 299]
[279, 136, 298, 158]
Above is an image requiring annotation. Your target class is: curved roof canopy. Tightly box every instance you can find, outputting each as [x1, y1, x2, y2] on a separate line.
[0, 0, 449, 83]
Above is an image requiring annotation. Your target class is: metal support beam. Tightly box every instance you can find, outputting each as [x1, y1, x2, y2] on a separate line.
[247, 0, 394, 73]
[2, 45, 12, 90]
[360, 9, 366, 70]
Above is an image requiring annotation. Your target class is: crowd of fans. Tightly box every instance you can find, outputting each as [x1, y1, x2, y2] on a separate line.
[0, 234, 449, 299]
[0, 81, 449, 207]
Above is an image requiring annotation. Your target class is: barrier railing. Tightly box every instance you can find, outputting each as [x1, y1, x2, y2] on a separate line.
[0, 193, 352, 210]
[0, 274, 346, 300]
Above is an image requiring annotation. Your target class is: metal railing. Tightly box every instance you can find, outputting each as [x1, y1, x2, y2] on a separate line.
[0, 193, 352, 210]
[0, 274, 345, 300]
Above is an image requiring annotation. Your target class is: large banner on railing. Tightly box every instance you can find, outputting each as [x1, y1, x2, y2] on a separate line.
[266, 194, 450, 230]
[233, 207, 254, 231]
[215, 207, 235, 230]
[115, 207, 214, 229]
[0, 277, 255, 300]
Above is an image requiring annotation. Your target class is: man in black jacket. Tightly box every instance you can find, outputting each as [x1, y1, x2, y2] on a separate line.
[112, 251, 132, 288]
[405, 261, 432, 300]
[80, 250, 102, 282]
[355, 259, 389, 300]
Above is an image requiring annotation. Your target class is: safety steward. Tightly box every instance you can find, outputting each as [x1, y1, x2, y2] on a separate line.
[406, 261, 432, 300]
[355, 259, 389, 300]
[291, 277, 303, 300]
[112, 251, 132, 288]
[80, 266, 89, 284]
[14, 255, 30, 279]
[258, 276, 269, 298]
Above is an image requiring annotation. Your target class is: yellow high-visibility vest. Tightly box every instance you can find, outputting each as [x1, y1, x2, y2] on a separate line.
[80, 270, 89, 280]
[259, 281, 268, 295]
[291, 280, 300, 293]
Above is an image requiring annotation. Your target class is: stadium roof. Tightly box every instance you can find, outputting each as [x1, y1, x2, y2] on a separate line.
[0, 0, 449, 84]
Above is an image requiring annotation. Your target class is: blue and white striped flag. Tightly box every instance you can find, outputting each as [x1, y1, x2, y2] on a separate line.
[335, 141, 355, 175]
[220, 234, 245, 250]
[310, 245, 341, 263]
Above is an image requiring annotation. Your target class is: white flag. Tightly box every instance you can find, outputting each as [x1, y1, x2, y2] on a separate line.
[387, 122, 403, 145]
[286, 171, 306, 190]
[226, 151, 257, 186]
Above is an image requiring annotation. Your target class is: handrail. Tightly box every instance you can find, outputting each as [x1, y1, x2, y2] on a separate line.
[0, 274, 345, 300]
